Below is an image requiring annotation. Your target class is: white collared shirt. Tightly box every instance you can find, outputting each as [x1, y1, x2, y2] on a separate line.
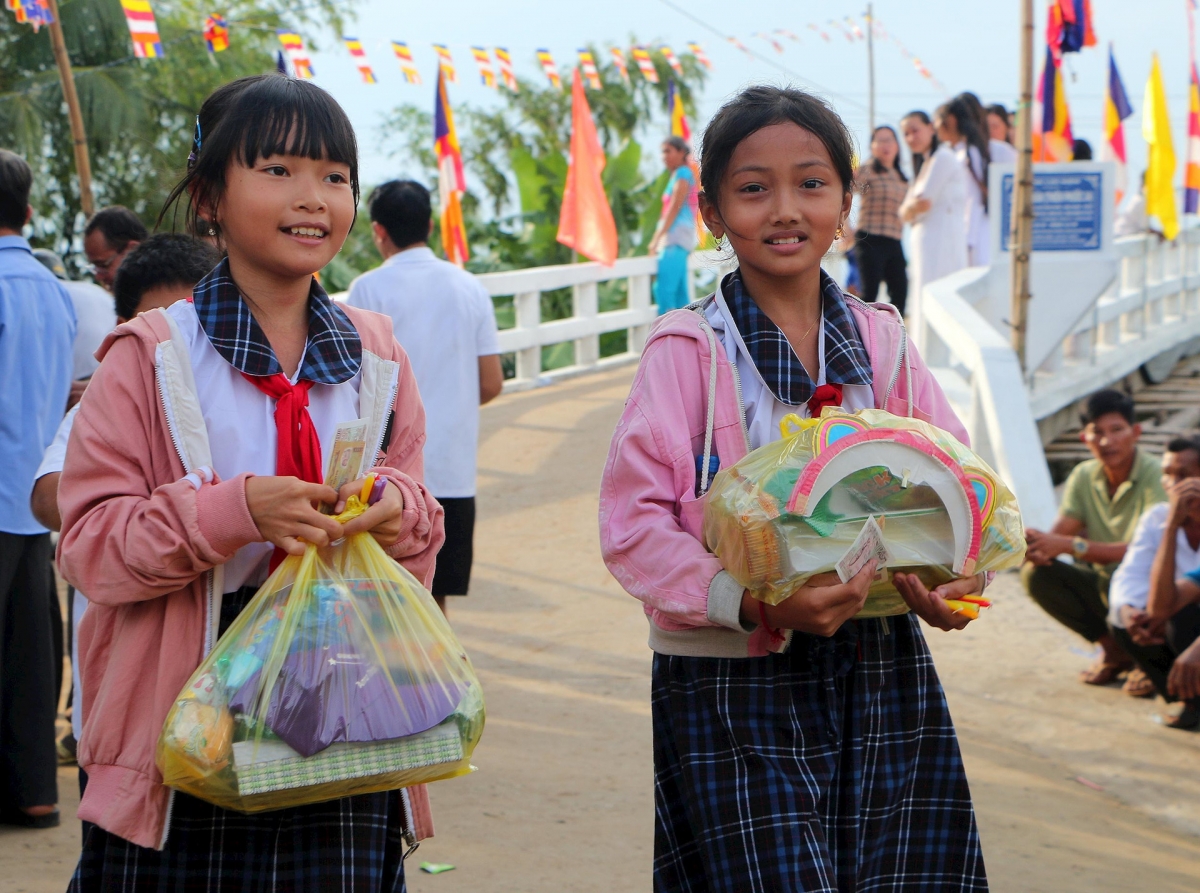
[1109, 503, 1200, 627]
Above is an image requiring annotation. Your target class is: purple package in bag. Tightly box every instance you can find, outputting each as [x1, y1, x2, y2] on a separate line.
[229, 646, 465, 757]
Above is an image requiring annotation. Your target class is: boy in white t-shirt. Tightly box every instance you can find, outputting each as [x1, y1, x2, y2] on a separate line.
[347, 181, 503, 615]
[30, 234, 220, 788]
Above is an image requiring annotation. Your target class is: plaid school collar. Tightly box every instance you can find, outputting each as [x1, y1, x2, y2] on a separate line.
[722, 268, 873, 406]
[192, 259, 361, 384]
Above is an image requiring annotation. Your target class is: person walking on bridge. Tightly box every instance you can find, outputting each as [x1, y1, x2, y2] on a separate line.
[648, 136, 698, 314]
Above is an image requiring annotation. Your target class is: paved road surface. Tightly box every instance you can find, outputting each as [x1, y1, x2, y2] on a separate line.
[5, 366, 1200, 892]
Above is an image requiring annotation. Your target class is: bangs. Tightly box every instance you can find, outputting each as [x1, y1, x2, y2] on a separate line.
[230, 77, 358, 172]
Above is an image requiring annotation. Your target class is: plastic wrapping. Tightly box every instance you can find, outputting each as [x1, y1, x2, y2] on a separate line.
[703, 409, 1025, 616]
[157, 497, 484, 813]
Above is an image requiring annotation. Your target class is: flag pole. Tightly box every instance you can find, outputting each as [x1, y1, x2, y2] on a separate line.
[866, 3, 876, 132]
[43, 0, 94, 218]
[1010, 0, 1035, 371]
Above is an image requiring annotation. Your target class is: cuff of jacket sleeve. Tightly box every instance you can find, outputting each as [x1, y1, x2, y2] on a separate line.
[706, 570, 756, 633]
[195, 472, 262, 558]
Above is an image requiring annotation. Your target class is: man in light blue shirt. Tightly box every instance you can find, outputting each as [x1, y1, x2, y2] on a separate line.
[0, 149, 75, 828]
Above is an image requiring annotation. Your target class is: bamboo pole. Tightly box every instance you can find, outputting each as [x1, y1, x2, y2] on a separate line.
[1010, 0, 1035, 370]
[866, 3, 876, 132]
[43, 0, 94, 218]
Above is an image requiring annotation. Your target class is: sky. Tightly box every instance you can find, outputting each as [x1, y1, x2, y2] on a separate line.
[298, 0, 1191, 196]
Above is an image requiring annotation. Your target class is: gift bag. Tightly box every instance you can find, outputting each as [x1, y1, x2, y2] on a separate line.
[157, 497, 484, 813]
[703, 409, 1025, 616]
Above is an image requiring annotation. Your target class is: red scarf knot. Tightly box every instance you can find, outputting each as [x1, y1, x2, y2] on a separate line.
[808, 382, 844, 417]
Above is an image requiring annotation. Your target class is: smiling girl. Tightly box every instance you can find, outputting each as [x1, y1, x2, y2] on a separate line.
[57, 75, 442, 890]
[600, 86, 989, 890]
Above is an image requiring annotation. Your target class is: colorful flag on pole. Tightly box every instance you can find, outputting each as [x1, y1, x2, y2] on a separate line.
[536, 49, 561, 89]
[685, 42, 711, 70]
[659, 45, 684, 76]
[557, 70, 618, 266]
[1186, 61, 1200, 214]
[470, 47, 496, 88]
[277, 30, 314, 78]
[121, 0, 164, 59]
[203, 14, 228, 53]
[610, 47, 630, 83]
[1144, 53, 1179, 239]
[494, 48, 518, 91]
[577, 50, 602, 90]
[1034, 44, 1073, 161]
[434, 68, 469, 267]
[1101, 45, 1134, 204]
[391, 41, 421, 84]
[433, 44, 457, 83]
[343, 37, 376, 84]
[667, 79, 691, 143]
[631, 46, 658, 83]
[1047, 0, 1097, 55]
[8, 0, 54, 30]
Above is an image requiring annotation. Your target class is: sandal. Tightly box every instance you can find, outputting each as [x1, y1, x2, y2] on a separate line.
[1080, 658, 1133, 686]
[1122, 667, 1157, 698]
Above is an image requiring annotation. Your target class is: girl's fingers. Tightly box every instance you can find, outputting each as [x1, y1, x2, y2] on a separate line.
[298, 482, 340, 505]
[275, 535, 307, 556]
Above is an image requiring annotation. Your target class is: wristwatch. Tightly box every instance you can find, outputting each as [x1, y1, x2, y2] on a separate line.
[1072, 536, 1088, 558]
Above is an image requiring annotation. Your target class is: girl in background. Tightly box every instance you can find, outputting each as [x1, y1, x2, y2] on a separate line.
[649, 136, 698, 313]
[940, 95, 993, 267]
[58, 74, 442, 890]
[854, 124, 909, 314]
[601, 85, 987, 891]
[900, 109, 968, 331]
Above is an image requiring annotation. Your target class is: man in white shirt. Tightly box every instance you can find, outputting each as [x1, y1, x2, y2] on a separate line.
[346, 181, 503, 614]
[1108, 437, 1200, 727]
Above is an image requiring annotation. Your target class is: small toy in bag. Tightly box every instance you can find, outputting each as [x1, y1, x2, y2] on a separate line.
[157, 496, 485, 812]
[702, 409, 1025, 617]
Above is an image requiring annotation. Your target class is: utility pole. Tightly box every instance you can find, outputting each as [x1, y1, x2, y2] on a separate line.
[44, 0, 94, 218]
[1010, 0, 1035, 370]
[866, 2, 876, 132]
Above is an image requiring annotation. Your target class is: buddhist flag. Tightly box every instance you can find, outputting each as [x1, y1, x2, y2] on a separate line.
[1186, 62, 1200, 214]
[1101, 45, 1133, 204]
[667, 80, 691, 143]
[277, 30, 313, 78]
[392, 41, 421, 84]
[686, 42, 711, 70]
[726, 36, 754, 57]
[434, 69, 469, 266]
[808, 24, 831, 42]
[578, 50, 602, 90]
[557, 69, 618, 266]
[1034, 44, 1073, 161]
[1144, 53, 1179, 240]
[121, 0, 164, 59]
[660, 45, 684, 76]
[6, 0, 55, 30]
[203, 14, 228, 53]
[495, 47, 518, 91]
[536, 49, 561, 89]
[1047, 0, 1097, 55]
[775, 29, 801, 43]
[610, 47, 630, 83]
[433, 44, 457, 83]
[343, 37, 376, 84]
[631, 46, 658, 83]
[470, 47, 496, 88]
[754, 32, 785, 54]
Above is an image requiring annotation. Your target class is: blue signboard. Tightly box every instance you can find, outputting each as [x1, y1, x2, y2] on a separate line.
[1000, 170, 1103, 251]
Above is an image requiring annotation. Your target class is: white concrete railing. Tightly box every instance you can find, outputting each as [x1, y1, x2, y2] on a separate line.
[477, 251, 729, 391]
[918, 229, 1200, 530]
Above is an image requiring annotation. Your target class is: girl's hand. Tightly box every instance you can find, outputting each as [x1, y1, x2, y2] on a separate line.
[743, 564, 874, 637]
[893, 572, 981, 631]
[334, 477, 406, 547]
[245, 476, 343, 555]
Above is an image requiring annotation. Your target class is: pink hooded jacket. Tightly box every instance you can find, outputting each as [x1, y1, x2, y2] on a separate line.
[57, 304, 444, 850]
[599, 295, 967, 658]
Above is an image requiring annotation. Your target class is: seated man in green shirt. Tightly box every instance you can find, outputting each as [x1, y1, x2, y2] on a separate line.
[1022, 390, 1167, 685]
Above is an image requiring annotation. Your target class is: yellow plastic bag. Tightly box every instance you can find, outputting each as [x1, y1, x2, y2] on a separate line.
[157, 498, 484, 813]
[703, 409, 1026, 616]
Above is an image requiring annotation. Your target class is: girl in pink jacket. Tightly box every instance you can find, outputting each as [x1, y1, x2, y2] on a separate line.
[600, 86, 989, 890]
[58, 76, 443, 890]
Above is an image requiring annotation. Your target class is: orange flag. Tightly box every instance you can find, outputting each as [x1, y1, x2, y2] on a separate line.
[557, 69, 618, 266]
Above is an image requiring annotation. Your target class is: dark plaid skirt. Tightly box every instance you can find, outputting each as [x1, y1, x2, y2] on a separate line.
[652, 613, 987, 892]
[68, 789, 408, 892]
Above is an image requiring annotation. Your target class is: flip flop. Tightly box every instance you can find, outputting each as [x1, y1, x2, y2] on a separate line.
[1122, 667, 1157, 698]
[1080, 659, 1132, 686]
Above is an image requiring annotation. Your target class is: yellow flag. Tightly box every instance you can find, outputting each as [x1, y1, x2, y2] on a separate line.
[1143, 53, 1179, 240]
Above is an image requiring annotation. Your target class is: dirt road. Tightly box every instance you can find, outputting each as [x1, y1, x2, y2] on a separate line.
[6, 365, 1200, 892]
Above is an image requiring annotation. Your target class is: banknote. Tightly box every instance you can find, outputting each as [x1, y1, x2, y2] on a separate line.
[322, 419, 368, 511]
[836, 515, 890, 584]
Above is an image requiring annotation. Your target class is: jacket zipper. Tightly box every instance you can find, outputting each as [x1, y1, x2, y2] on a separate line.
[368, 362, 401, 468]
[694, 313, 751, 452]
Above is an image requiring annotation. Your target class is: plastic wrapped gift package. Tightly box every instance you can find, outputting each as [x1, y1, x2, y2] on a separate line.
[702, 409, 1026, 616]
[157, 497, 484, 813]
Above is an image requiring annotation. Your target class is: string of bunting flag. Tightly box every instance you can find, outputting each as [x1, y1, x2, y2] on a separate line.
[3, 0, 944, 95]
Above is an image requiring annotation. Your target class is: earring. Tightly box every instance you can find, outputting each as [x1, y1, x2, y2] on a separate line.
[835, 225, 845, 239]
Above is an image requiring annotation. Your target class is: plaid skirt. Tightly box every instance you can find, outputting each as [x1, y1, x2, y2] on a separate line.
[652, 614, 987, 892]
[68, 789, 408, 892]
